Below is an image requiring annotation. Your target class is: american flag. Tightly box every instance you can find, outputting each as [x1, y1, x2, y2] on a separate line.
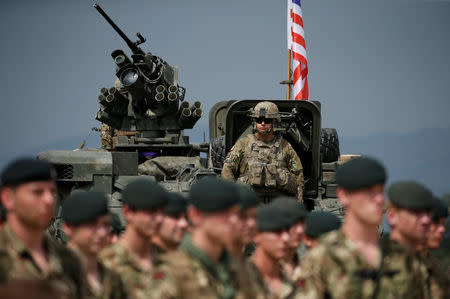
[288, 0, 309, 100]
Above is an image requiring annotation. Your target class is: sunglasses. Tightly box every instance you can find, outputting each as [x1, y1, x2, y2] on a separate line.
[255, 117, 273, 124]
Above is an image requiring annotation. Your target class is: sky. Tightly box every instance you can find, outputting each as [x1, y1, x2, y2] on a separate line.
[1, 0, 449, 193]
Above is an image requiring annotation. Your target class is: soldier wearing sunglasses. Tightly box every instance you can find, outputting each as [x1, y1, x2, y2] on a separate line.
[222, 101, 304, 203]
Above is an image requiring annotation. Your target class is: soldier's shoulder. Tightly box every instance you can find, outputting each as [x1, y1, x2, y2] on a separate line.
[99, 242, 125, 268]
[158, 250, 195, 270]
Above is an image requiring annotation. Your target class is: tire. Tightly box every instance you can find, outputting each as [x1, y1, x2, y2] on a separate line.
[210, 135, 226, 169]
[321, 128, 340, 163]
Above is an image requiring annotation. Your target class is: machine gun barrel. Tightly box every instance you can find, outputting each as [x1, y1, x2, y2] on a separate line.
[94, 3, 145, 56]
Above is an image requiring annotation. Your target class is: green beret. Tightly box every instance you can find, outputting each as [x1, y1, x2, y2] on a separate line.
[237, 185, 259, 211]
[336, 157, 386, 190]
[305, 211, 341, 238]
[189, 177, 240, 212]
[1, 158, 55, 187]
[61, 191, 109, 225]
[271, 196, 308, 223]
[110, 212, 123, 234]
[441, 193, 450, 208]
[388, 181, 434, 211]
[164, 192, 188, 215]
[257, 203, 293, 232]
[432, 198, 449, 222]
[122, 178, 168, 210]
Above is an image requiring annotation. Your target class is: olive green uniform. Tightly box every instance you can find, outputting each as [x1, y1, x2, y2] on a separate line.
[99, 241, 158, 299]
[419, 253, 450, 299]
[0, 225, 84, 299]
[152, 236, 262, 299]
[222, 134, 304, 202]
[295, 230, 425, 299]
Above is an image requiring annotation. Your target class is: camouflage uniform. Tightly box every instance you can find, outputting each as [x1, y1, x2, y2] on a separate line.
[99, 241, 158, 299]
[295, 230, 425, 299]
[222, 133, 304, 202]
[0, 225, 84, 299]
[247, 260, 298, 299]
[86, 262, 128, 299]
[100, 123, 115, 149]
[419, 254, 450, 299]
[152, 236, 263, 299]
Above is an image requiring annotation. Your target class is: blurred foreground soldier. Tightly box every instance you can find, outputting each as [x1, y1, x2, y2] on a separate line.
[271, 196, 308, 278]
[297, 157, 421, 298]
[250, 203, 298, 299]
[109, 212, 123, 245]
[222, 101, 304, 202]
[303, 211, 341, 250]
[0, 158, 85, 298]
[0, 279, 65, 299]
[154, 178, 261, 298]
[152, 192, 188, 254]
[430, 195, 450, 276]
[62, 191, 127, 298]
[386, 181, 448, 298]
[99, 178, 168, 299]
[228, 185, 259, 259]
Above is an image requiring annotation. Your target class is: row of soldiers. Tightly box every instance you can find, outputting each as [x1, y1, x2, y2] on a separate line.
[0, 156, 449, 298]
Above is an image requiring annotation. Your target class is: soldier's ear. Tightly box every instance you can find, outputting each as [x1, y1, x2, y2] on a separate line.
[1, 187, 15, 212]
[187, 206, 201, 226]
[385, 208, 398, 228]
[62, 222, 73, 239]
[336, 187, 350, 208]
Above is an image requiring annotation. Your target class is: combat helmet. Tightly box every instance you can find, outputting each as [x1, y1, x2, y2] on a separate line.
[250, 101, 280, 122]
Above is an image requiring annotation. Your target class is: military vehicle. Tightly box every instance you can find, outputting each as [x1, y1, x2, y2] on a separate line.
[37, 4, 343, 238]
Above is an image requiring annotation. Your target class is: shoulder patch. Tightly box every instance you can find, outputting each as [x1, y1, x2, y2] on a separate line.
[296, 279, 306, 288]
[153, 271, 165, 280]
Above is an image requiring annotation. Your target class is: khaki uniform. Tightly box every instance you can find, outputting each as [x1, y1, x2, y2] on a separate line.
[86, 262, 128, 299]
[100, 123, 115, 149]
[99, 241, 158, 299]
[222, 134, 304, 202]
[295, 230, 425, 299]
[152, 236, 262, 299]
[0, 225, 84, 299]
[247, 261, 298, 299]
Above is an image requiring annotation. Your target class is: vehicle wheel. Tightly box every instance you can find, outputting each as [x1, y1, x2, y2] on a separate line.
[210, 135, 226, 169]
[321, 128, 340, 162]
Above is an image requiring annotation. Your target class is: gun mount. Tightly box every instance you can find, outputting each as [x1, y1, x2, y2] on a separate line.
[94, 4, 205, 156]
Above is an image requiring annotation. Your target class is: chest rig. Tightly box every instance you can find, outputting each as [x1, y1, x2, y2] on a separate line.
[238, 134, 296, 195]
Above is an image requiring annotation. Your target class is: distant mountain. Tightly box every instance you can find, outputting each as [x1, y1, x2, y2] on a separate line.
[340, 128, 450, 196]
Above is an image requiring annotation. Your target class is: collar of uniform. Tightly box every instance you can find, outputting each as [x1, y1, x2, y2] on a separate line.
[114, 241, 148, 272]
[180, 235, 230, 278]
[2, 224, 65, 275]
[252, 133, 281, 146]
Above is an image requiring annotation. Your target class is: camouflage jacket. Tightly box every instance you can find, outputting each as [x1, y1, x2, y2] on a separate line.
[221, 133, 304, 201]
[420, 253, 450, 299]
[99, 241, 158, 299]
[0, 225, 85, 299]
[152, 236, 263, 299]
[247, 260, 298, 299]
[295, 230, 424, 299]
[86, 262, 128, 299]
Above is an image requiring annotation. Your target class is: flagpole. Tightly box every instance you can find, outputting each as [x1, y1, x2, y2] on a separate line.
[287, 49, 292, 100]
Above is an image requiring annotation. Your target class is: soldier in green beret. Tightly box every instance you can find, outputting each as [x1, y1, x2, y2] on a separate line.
[386, 181, 448, 299]
[227, 184, 259, 259]
[152, 192, 189, 254]
[271, 196, 308, 278]
[0, 158, 85, 298]
[99, 177, 169, 299]
[297, 157, 422, 298]
[249, 203, 299, 299]
[303, 211, 341, 249]
[153, 177, 262, 299]
[62, 190, 127, 298]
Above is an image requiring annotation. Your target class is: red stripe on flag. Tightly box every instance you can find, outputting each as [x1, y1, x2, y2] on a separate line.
[290, 12, 303, 27]
[291, 31, 305, 48]
[292, 52, 307, 66]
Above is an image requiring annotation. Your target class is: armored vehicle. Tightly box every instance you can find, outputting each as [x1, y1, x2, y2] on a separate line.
[37, 4, 344, 238]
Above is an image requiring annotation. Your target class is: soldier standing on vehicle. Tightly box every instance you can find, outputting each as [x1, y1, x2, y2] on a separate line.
[221, 101, 304, 203]
[249, 203, 298, 299]
[296, 157, 423, 298]
[61, 190, 127, 298]
[271, 196, 308, 278]
[99, 178, 168, 299]
[0, 158, 85, 298]
[386, 182, 449, 298]
[153, 177, 261, 299]
[151, 192, 189, 255]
